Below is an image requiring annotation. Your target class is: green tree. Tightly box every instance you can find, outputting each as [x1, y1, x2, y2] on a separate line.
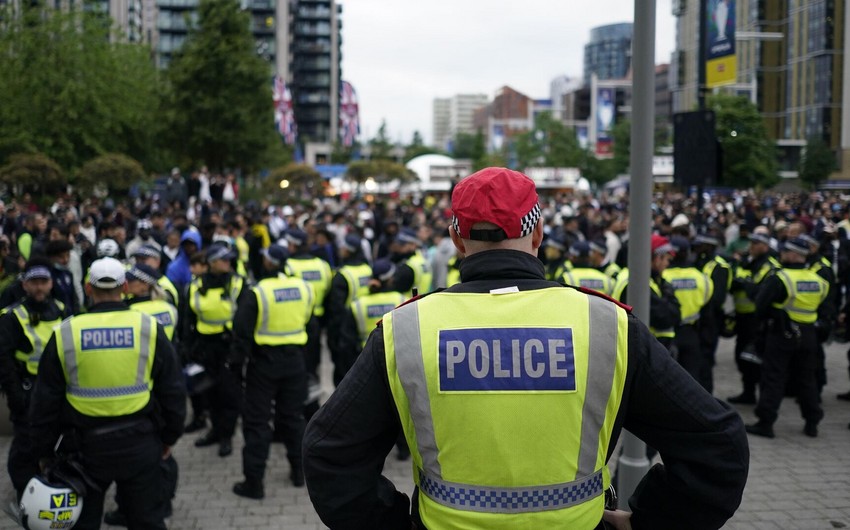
[164, 0, 274, 173]
[404, 131, 437, 162]
[76, 153, 146, 194]
[0, 153, 65, 195]
[451, 132, 477, 159]
[612, 119, 631, 175]
[708, 93, 778, 189]
[0, 6, 163, 172]
[799, 137, 836, 190]
[263, 162, 323, 201]
[578, 150, 619, 186]
[368, 120, 394, 161]
[514, 112, 582, 169]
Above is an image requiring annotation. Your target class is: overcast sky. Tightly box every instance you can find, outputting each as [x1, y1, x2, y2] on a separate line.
[338, 0, 677, 146]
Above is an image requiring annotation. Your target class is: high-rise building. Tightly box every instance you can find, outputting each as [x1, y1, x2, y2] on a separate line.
[672, 0, 847, 178]
[583, 22, 633, 86]
[432, 98, 451, 150]
[431, 94, 489, 151]
[155, 0, 342, 153]
[473, 86, 533, 153]
[550, 75, 583, 121]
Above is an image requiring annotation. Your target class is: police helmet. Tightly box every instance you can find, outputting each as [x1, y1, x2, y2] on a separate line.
[19, 476, 83, 530]
[96, 238, 120, 258]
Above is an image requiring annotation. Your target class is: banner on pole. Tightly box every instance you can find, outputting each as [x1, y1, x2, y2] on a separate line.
[706, 0, 737, 88]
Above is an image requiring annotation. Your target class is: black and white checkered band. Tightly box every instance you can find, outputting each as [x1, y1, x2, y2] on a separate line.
[520, 203, 542, 238]
[23, 266, 51, 281]
[453, 202, 541, 239]
[128, 268, 158, 286]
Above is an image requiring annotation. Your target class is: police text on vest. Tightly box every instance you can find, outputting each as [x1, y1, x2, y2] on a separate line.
[80, 327, 135, 350]
[438, 328, 576, 392]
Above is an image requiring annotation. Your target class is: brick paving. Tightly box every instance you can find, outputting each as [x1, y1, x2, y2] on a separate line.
[0, 337, 847, 529]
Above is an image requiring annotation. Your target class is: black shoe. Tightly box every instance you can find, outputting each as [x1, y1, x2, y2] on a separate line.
[184, 415, 207, 433]
[745, 422, 775, 439]
[837, 391, 850, 401]
[804, 422, 818, 438]
[218, 439, 233, 457]
[103, 510, 128, 527]
[290, 467, 305, 487]
[233, 479, 264, 500]
[727, 393, 757, 405]
[194, 431, 219, 447]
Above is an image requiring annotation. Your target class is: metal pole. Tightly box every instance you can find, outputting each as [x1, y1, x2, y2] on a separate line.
[617, 0, 655, 509]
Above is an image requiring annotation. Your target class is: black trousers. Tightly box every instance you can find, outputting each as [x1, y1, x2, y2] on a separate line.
[734, 312, 761, 393]
[242, 347, 307, 482]
[198, 335, 242, 440]
[674, 324, 703, 386]
[305, 315, 322, 377]
[7, 389, 36, 498]
[75, 431, 165, 530]
[756, 326, 823, 426]
[116, 455, 178, 518]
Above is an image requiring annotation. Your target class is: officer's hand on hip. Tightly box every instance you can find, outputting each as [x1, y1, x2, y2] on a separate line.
[602, 509, 632, 530]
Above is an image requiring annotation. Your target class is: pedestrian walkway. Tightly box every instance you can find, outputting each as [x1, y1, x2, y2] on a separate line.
[0, 337, 848, 529]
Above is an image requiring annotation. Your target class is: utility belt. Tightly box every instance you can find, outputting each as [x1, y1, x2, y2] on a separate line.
[79, 417, 155, 442]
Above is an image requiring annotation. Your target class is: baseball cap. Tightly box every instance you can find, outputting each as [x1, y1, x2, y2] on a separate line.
[22, 262, 52, 281]
[589, 239, 608, 255]
[651, 234, 676, 256]
[372, 259, 396, 282]
[137, 219, 153, 231]
[693, 234, 720, 246]
[132, 244, 161, 260]
[260, 244, 289, 266]
[341, 234, 362, 252]
[781, 237, 810, 256]
[569, 241, 591, 257]
[394, 228, 422, 246]
[126, 263, 160, 286]
[671, 213, 690, 229]
[284, 229, 308, 247]
[89, 257, 126, 289]
[748, 233, 771, 246]
[669, 235, 691, 254]
[543, 234, 566, 252]
[451, 167, 541, 241]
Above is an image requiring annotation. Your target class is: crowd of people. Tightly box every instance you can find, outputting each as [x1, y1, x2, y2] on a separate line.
[0, 168, 848, 526]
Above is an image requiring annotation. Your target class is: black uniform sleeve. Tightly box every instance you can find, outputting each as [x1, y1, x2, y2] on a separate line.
[231, 289, 257, 362]
[303, 328, 411, 530]
[178, 283, 197, 358]
[150, 324, 187, 447]
[0, 314, 27, 415]
[649, 276, 681, 331]
[754, 274, 786, 319]
[28, 335, 66, 460]
[709, 265, 730, 310]
[393, 264, 415, 295]
[325, 273, 350, 354]
[625, 317, 749, 530]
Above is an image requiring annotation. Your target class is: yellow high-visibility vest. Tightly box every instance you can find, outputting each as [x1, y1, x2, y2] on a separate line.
[252, 274, 314, 346]
[130, 299, 178, 341]
[350, 291, 405, 348]
[662, 267, 713, 324]
[405, 251, 433, 297]
[188, 276, 244, 335]
[339, 263, 372, 307]
[562, 267, 614, 295]
[11, 303, 64, 376]
[384, 288, 628, 530]
[771, 268, 829, 324]
[55, 311, 156, 417]
[286, 257, 332, 317]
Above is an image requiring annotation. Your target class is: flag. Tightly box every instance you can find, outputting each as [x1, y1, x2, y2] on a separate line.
[339, 80, 360, 147]
[273, 75, 297, 145]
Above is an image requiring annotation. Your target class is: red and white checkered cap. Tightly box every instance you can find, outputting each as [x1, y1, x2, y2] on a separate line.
[451, 168, 540, 241]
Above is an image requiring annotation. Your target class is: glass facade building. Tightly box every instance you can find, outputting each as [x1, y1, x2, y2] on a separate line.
[583, 22, 633, 85]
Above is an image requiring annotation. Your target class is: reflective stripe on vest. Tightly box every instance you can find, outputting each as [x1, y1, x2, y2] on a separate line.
[189, 276, 244, 334]
[385, 288, 628, 527]
[56, 312, 155, 416]
[662, 267, 713, 324]
[734, 259, 778, 314]
[253, 275, 314, 346]
[562, 268, 613, 295]
[339, 263, 373, 307]
[158, 276, 180, 307]
[648, 279, 676, 339]
[351, 291, 405, 347]
[287, 258, 332, 316]
[771, 269, 828, 324]
[131, 299, 178, 341]
[12, 305, 62, 376]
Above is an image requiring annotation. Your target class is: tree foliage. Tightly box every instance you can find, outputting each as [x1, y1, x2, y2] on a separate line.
[0, 6, 163, 172]
[345, 160, 416, 184]
[0, 153, 65, 194]
[76, 153, 146, 193]
[263, 163, 323, 201]
[611, 119, 631, 175]
[404, 131, 438, 162]
[368, 121, 395, 161]
[799, 137, 836, 190]
[514, 112, 582, 169]
[708, 93, 778, 189]
[164, 0, 274, 173]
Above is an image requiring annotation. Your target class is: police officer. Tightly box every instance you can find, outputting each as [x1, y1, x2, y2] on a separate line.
[0, 258, 69, 499]
[561, 241, 614, 295]
[28, 257, 186, 529]
[728, 232, 780, 404]
[611, 235, 681, 352]
[693, 233, 732, 394]
[283, 228, 332, 378]
[389, 228, 432, 297]
[182, 243, 250, 457]
[325, 234, 372, 386]
[541, 232, 569, 281]
[590, 238, 621, 280]
[800, 233, 838, 397]
[232, 244, 314, 499]
[303, 168, 748, 529]
[746, 237, 829, 438]
[131, 244, 179, 306]
[104, 262, 180, 526]
[662, 237, 713, 386]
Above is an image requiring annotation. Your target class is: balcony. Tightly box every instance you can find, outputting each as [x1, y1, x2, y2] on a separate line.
[297, 93, 330, 104]
[295, 23, 331, 36]
[294, 57, 331, 71]
[245, 0, 274, 9]
[298, 74, 331, 87]
[298, 108, 331, 122]
[297, 7, 331, 19]
[293, 41, 332, 53]
[157, 0, 198, 9]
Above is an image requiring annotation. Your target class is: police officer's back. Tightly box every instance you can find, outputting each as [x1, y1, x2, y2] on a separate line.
[28, 257, 186, 529]
[303, 168, 748, 530]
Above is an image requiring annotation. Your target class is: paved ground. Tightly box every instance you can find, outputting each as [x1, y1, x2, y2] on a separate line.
[0, 336, 849, 529]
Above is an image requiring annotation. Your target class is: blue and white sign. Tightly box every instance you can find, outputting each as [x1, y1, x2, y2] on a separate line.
[438, 328, 576, 392]
[80, 328, 135, 350]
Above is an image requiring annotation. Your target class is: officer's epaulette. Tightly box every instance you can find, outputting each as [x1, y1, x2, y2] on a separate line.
[376, 288, 446, 327]
[571, 285, 633, 313]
